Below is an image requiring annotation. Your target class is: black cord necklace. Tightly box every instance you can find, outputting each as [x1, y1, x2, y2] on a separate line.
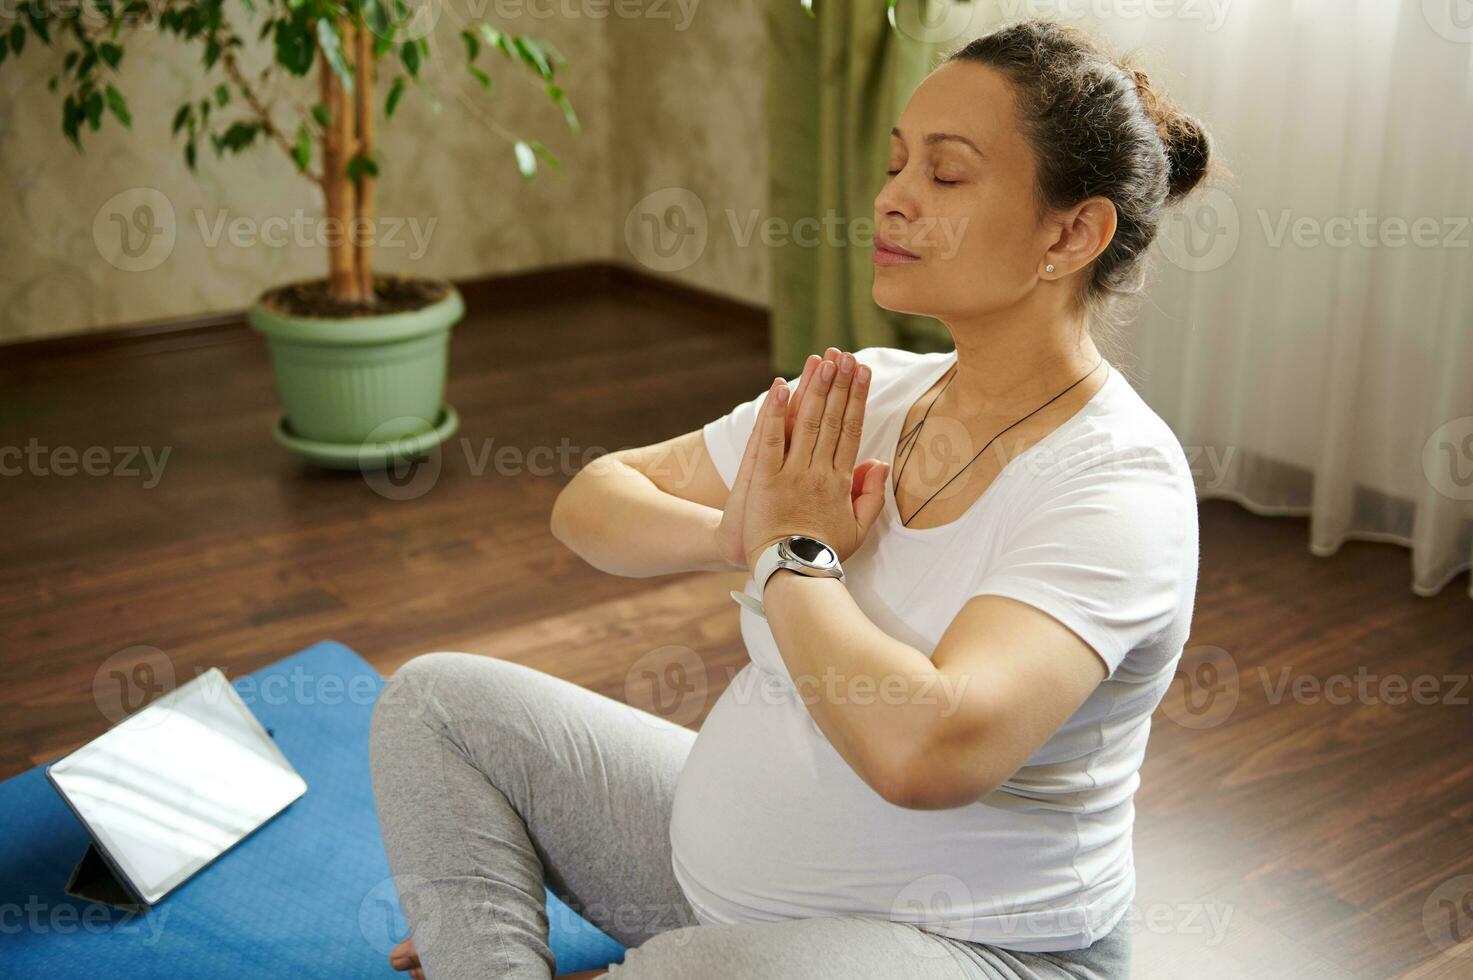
[893, 357, 1108, 526]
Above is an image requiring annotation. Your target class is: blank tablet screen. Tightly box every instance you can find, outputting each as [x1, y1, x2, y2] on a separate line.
[47, 668, 306, 905]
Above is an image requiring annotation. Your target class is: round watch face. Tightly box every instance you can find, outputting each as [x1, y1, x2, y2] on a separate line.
[787, 536, 837, 567]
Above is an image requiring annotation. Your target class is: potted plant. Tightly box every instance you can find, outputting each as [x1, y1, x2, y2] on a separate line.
[2, 0, 578, 467]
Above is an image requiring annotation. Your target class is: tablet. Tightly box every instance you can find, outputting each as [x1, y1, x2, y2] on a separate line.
[46, 666, 307, 907]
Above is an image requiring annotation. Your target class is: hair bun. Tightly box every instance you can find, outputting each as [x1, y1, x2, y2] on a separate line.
[1128, 66, 1211, 202]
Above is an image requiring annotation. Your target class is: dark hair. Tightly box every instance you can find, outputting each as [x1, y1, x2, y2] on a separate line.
[944, 20, 1212, 334]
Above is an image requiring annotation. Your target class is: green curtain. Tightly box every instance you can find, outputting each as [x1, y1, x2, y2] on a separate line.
[765, 0, 958, 374]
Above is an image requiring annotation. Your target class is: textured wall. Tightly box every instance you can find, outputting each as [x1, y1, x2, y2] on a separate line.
[607, 0, 768, 308]
[0, 0, 766, 342]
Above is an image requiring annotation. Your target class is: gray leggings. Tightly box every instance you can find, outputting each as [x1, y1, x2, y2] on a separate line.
[368, 652, 1131, 979]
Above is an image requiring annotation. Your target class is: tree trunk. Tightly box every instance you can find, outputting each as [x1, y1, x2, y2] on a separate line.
[320, 22, 362, 304]
[354, 18, 376, 302]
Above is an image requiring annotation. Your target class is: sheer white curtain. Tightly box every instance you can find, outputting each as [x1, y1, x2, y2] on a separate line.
[940, 0, 1473, 598]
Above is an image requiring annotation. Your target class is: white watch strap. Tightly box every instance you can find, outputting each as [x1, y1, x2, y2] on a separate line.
[752, 538, 790, 598]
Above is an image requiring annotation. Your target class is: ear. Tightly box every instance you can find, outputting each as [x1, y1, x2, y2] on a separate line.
[1040, 196, 1117, 280]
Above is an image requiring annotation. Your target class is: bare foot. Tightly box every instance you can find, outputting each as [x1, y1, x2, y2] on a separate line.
[389, 936, 425, 980]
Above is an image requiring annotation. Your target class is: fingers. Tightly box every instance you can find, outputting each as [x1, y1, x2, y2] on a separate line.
[756, 375, 789, 476]
[787, 353, 838, 466]
[784, 353, 822, 445]
[822, 353, 867, 469]
[852, 456, 890, 536]
[729, 383, 769, 495]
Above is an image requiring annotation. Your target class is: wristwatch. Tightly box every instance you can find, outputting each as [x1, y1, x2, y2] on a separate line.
[729, 535, 845, 620]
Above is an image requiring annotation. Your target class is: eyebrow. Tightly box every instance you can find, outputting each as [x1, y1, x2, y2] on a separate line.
[890, 127, 986, 159]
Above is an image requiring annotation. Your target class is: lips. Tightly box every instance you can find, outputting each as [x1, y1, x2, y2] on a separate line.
[873, 234, 920, 267]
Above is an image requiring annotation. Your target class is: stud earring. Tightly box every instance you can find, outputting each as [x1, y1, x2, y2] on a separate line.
[1045, 263, 1055, 273]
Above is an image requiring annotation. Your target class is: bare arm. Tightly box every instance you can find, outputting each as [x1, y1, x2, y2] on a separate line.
[549, 429, 738, 578]
[550, 352, 834, 579]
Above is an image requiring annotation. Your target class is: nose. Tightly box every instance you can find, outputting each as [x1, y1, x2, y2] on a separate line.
[874, 169, 917, 232]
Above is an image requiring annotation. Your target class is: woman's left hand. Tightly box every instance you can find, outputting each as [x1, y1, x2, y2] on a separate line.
[741, 350, 890, 569]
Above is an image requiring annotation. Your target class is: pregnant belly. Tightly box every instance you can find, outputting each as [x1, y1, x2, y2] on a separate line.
[667, 664, 1057, 927]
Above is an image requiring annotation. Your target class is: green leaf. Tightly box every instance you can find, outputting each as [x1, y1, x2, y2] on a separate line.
[461, 29, 478, 62]
[384, 76, 405, 117]
[64, 50, 78, 71]
[400, 39, 419, 78]
[539, 39, 567, 67]
[468, 65, 490, 89]
[347, 153, 378, 182]
[99, 41, 122, 68]
[546, 83, 578, 134]
[316, 19, 353, 92]
[258, 17, 275, 42]
[204, 38, 221, 69]
[293, 123, 310, 171]
[363, 0, 390, 38]
[62, 95, 81, 146]
[84, 89, 103, 130]
[219, 120, 260, 153]
[479, 24, 512, 58]
[513, 139, 536, 181]
[104, 84, 131, 127]
[214, 83, 229, 107]
[10, 24, 26, 56]
[311, 102, 331, 127]
[528, 139, 559, 171]
[27, 8, 51, 45]
[241, 0, 255, 14]
[171, 102, 192, 134]
[274, 19, 315, 76]
[512, 36, 552, 81]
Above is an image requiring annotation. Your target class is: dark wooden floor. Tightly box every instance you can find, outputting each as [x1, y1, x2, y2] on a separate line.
[1, 272, 1469, 978]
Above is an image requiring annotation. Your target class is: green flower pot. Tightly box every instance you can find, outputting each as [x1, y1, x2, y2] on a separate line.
[248, 281, 463, 469]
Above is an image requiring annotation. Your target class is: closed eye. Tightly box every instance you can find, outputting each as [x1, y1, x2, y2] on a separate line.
[885, 167, 960, 187]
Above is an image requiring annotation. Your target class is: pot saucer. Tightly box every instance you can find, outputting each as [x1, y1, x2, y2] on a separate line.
[272, 405, 459, 470]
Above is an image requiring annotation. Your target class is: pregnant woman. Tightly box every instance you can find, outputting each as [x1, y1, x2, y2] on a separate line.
[370, 19, 1208, 980]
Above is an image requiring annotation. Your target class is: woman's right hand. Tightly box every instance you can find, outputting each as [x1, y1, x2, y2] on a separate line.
[716, 348, 885, 571]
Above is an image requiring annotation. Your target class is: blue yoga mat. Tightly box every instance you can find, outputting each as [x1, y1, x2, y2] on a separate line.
[0, 641, 627, 977]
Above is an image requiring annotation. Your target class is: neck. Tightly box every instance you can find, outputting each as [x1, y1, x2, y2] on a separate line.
[937, 300, 1102, 417]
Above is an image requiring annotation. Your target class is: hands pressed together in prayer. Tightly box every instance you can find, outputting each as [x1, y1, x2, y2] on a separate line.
[714, 347, 892, 572]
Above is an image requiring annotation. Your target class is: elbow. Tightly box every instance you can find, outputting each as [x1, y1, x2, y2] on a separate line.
[549, 474, 585, 550]
[873, 723, 1000, 811]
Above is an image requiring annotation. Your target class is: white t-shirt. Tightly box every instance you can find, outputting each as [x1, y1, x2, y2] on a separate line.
[668, 346, 1200, 953]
